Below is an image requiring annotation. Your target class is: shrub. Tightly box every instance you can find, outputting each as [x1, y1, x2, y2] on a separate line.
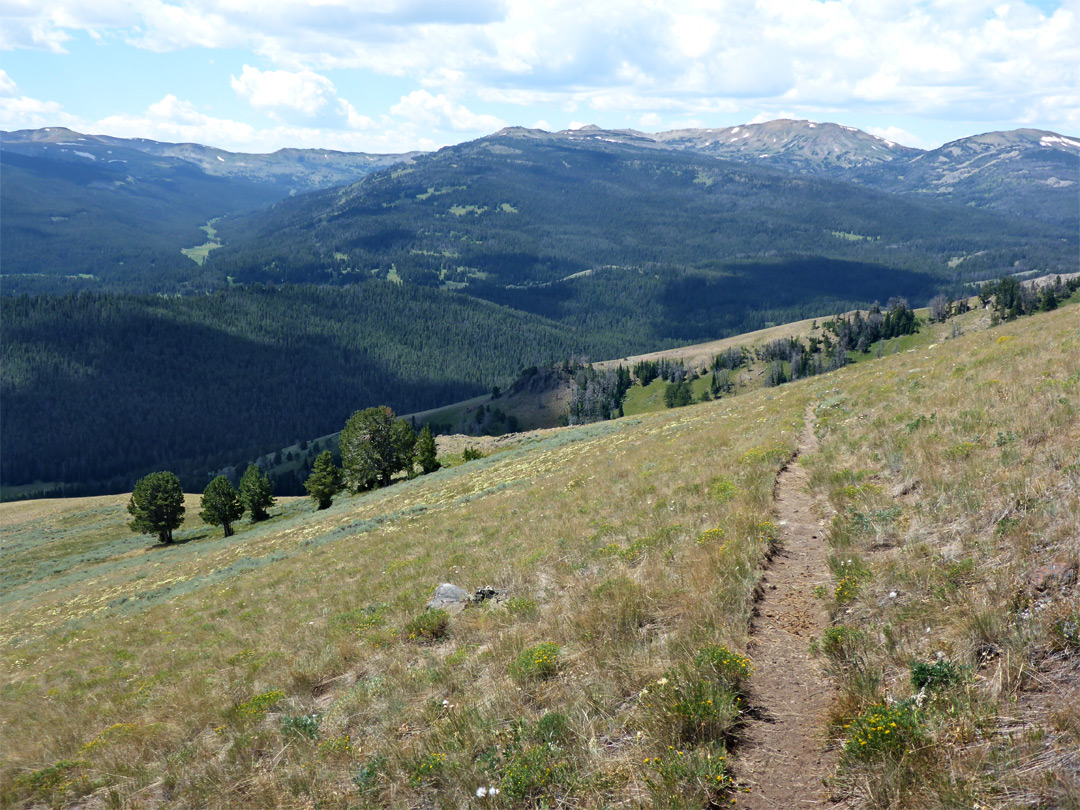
[534, 712, 570, 744]
[831, 556, 871, 604]
[281, 713, 320, 740]
[504, 597, 540, 621]
[409, 752, 447, 787]
[758, 519, 781, 553]
[643, 746, 735, 806]
[405, 609, 450, 643]
[910, 659, 962, 691]
[12, 759, 90, 805]
[510, 643, 561, 682]
[233, 690, 284, 719]
[497, 720, 575, 805]
[353, 755, 387, 794]
[640, 647, 749, 746]
[707, 476, 738, 503]
[462, 447, 484, 462]
[815, 626, 864, 667]
[694, 644, 752, 691]
[1048, 609, 1080, 653]
[842, 700, 924, 762]
[695, 527, 725, 546]
[319, 734, 356, 758]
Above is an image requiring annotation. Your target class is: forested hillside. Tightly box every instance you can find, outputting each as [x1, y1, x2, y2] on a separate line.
[0, 286, 602, 497]
[0, 129, 415, 294]
[214, 130, 1077, 296]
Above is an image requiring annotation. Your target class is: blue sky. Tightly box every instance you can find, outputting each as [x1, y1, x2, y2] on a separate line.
[2, 0, 1077, 153]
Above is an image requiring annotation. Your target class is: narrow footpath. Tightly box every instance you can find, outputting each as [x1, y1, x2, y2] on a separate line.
[737, 410, 838, 809]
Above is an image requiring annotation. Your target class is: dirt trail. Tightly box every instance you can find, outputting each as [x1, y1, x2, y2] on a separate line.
[737, 409, 838, 809]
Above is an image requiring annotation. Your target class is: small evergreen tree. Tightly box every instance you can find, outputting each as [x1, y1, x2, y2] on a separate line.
[339, 406, 417, 490]
[239, 463, 275, 521]
[200, 475, 245, 537]
[305, 450, 341, 510]
[417, 425, 441, 474]
[128, 471, 185, 545]
[663, 380, 694, 408]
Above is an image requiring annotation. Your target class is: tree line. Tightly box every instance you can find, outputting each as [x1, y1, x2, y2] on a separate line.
[127, 408, 441, 542]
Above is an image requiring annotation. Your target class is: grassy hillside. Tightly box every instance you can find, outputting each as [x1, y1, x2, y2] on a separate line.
[2, 303, 1076, 809]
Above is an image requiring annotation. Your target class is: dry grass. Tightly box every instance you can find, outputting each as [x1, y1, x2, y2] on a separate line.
[802, 304, 1080, 809]
[1, 378, 810, 808]
[2, 301, 1076, 810]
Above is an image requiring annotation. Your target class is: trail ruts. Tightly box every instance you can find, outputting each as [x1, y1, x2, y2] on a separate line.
[736, 408, 838, 809]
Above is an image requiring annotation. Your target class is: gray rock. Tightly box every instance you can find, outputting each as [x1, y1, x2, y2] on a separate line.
[426, 583, 472, 613]
[474, 585, 503, 603]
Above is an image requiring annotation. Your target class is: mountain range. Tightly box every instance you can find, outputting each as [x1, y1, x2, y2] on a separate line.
[485, 120, 1078, 225]
[0, 127, 418, 294]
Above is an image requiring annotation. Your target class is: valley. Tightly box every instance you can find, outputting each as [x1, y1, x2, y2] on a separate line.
[2, 120, 1077, 501]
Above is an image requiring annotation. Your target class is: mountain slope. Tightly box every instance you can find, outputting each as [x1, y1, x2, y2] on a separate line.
[652, 118, 921, 173]
[1, 303, 1076, 810]
[853, 128, 1080, 226]
[0, 128, 416, 294]
[214, 129, 1076, 306]
[2, 127, 418, 195]
[521, 121, 1078, 225]
[0, 284, 622, 496]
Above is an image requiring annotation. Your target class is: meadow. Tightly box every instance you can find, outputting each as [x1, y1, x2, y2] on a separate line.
[1, 302, 1077, 809]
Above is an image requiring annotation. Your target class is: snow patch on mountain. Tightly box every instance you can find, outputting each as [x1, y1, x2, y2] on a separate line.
[1041, 135, 1080, 149]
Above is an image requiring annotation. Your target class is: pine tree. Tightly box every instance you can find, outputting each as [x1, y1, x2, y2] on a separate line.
[305, 451, 341, 510]
[417, 425, 441, 474]
[239, 464, 275, 521]
[200, 475, 245, 537]
[128, 471, 185, 545]
[339, 407, 417, 490]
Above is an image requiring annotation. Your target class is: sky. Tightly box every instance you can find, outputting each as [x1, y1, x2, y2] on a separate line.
[1, 0, 1077, 155]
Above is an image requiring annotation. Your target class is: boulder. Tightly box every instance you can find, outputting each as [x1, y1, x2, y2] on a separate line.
[1030, 562, 1077, 593]
[426, 583, 472, 614]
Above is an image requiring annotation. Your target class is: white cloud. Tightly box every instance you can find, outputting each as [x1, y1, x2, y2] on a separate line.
[390, 89, 504, 132]
[867, 125, 927, 149]
[0, 71, 83, 129]
[338, 98, 375, 130]
[231, 65, 338, 117]
[92, 93, 429, 152]
[0, 70, 18, 96]
[98, 94, 259, 146]
[2, 0, 1077, 146]
[639, 112, 662, 129]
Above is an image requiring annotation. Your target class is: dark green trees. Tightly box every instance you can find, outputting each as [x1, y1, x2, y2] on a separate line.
[127, 471, 186, 544]
[663, 380, 694, 408]
[239, 464, 275, 521]
[340, 407, 417, 490]
[304, 451, 341, 510]
[417, 425, 441, 474]
[200, 475, 245, 537]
